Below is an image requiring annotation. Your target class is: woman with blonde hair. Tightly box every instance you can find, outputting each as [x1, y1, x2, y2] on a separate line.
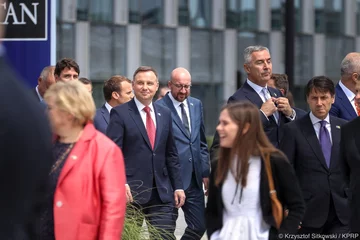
[40, 80, 126, 240]
[206, 101, 304, 240]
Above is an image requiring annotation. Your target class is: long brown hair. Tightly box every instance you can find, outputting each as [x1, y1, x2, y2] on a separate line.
[215, 101, 282, 187]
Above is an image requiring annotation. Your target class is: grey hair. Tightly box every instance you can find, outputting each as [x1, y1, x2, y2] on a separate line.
[40, 66, 55, 80]
[243, 45, 270, 64]
[340, 53, 360, 77]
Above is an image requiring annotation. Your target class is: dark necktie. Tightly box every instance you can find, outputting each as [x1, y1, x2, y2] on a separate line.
[180, 103, 190, 136]
[319, 120, 331, 168]
[262, 87, 279, 124]
[143, 106, 156, 149]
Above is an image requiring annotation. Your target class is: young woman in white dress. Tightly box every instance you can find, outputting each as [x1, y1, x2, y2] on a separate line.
[206, 101, 305, 240]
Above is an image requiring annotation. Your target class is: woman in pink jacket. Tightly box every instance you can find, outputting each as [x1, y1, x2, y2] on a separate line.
[41, 80, 126, 240]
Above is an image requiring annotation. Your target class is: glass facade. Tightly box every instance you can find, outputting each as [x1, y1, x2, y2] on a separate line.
[189, 0, 212, 28]
[315, 0, 343, 34]
[129, 0, 164, 25]
[90, 0, 113, 23]
[56, 23, 75, 60]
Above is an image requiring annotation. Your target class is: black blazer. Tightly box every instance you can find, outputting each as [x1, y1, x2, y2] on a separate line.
[340, 117, 360, 233]
[206, 153, 305, 240]
[94, 104, 110, 134]
[279, 114, 349, 228]
[0, 57, 53, 239]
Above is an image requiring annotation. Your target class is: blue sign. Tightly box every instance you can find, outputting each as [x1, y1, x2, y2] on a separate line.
[1, 0, 56, 87]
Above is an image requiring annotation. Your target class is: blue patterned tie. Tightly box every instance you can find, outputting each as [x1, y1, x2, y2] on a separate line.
[319, 120, 331, 168]
[262, 88, 279, 124]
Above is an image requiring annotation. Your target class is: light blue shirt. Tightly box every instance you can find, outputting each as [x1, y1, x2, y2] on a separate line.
[309, 112, 332, 144]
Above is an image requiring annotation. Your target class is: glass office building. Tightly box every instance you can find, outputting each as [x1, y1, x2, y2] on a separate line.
[56, 0, 360, 135]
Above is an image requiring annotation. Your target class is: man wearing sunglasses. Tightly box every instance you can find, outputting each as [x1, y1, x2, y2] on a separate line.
[156, 67, 210, 240]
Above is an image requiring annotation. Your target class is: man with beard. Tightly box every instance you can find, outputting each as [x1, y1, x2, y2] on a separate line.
[156, 68, 210, 240]
[210, 45, 296, 160]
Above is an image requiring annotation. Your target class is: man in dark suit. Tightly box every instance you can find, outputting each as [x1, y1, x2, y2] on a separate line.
[340, 79, 360, 233]
[280, 76, 350, 238]
[156, 68, 210, 240]
[94, 75, 133, 134]
[106, 66, 185, 239]
[33, 66, 55, 102]
[268, 73, 307, 119]
[330, 52, 360, 120]
[210, 45, 296, 160]
[0, 15, 53, 239]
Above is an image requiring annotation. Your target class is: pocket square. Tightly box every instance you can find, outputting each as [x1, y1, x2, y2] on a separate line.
[336, 125, 340, 129]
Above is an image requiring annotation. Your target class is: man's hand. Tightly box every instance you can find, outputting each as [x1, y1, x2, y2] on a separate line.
[174, 190, 186, 208]
[125, 184, 133, 203]
[203, 178, 209, 196]
[275, 97, 292, 117]
[260, 98, 277, 117]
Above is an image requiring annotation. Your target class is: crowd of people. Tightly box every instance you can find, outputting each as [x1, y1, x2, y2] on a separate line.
[2, 5, 360, 239]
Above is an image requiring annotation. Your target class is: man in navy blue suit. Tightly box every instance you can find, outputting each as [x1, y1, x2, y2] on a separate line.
[210, 45, 296, 160]
[94, 75, 133, 134]
[106, 66, 185, 239]
[156, 68, 210, 240]
[330, 52, 360, 121]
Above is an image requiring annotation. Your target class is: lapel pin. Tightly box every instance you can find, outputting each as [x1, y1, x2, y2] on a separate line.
[336, 125, 340, 129]
[190, 103, 194, 106]
[158, 113, 161, 116]
[274, 93, 277, 97]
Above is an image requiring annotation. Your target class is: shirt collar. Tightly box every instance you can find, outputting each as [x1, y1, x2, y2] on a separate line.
[134, 97, 154, 113]
[309, 111, 330, 125]
[339, 80, 355, 102]
[247, 79, 267, 95]
[105, 102, 112, 113]
[167, 91, 188, 108]
[35, 85, 43, 101]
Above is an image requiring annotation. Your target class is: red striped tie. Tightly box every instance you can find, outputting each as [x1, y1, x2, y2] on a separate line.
[143, 106, 156, 149]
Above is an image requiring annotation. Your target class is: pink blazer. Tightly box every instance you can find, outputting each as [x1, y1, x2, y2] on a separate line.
[53, 123, 126, 240]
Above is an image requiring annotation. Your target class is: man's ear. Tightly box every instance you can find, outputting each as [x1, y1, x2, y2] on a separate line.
[38, 77, 42, 85]
[280, 89, 285, 96]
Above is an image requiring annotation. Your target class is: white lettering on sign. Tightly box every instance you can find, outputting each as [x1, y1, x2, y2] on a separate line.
[1, 2, 39, 25]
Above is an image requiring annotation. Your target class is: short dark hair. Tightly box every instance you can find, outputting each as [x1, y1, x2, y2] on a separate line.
[305, 76, 335, 97]
[79, 77, 91, 85]
[271, 74, 289, 95]
[103, 75, 131, 101]
[54, 58, 80, 76]
[133, 66, 158, 81]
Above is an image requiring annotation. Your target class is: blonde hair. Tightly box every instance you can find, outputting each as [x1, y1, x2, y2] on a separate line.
[44, 80, 96, 125]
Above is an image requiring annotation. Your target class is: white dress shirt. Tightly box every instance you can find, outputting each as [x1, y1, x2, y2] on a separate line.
[35, 85, 43, 102]
[105, 102, 112, 113]
[168, 92, 191, 133]
[339, 80, 357, 113]
[309, 112, 332, 144]
[134, 97, 157, 128]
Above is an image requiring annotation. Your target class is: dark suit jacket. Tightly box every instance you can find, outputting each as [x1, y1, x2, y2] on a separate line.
[330, 83, 357, 121]
[155, 94, 210, 190]
[279, 114, 349, 228]
[0, 56, 53, 239]
[294, 107, 307, 119]
[94, 104, 110, 134]
[32, 88, 41, 102]
[106, 98, 183, 204]
[206, 153, 305, 240]
[340, 117, 360, 232]
[210, 81, 292, 161]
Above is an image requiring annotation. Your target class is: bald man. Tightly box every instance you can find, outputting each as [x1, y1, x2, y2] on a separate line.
[330, 52, 360, 120]
[33, 66, 55, 102]
[0, 3, 53, 239]
[155, 67, 210, 240]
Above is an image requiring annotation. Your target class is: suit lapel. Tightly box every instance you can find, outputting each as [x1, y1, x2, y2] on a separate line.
[128, 99, 152, 150]
[101, 104, 110, 124]
[300, 115, 329, 170]
[336, 84, 357, 118]
[329, 116, 341, 169]
[153, 104, 163, 150]
[188, 98, 196, 141]
[163, 94, 190, 139]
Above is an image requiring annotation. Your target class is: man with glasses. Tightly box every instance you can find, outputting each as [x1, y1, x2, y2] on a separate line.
[156, 67, 210, 240]
[94, 75, 134, 134]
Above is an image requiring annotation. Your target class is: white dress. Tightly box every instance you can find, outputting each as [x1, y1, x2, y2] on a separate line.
[210, 156, 270, 240]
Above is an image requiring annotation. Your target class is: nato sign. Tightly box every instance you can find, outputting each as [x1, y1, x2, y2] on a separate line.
[1, 0, 56, 87]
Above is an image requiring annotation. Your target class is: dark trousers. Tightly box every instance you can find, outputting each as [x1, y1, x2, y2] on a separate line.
[299, 196, 350, 240]
[174, 173, 206, 240]
[131, 186, 177, 240]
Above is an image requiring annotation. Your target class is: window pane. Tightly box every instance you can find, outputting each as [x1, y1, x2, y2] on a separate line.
[77, 0, 89, 20]
[294, 35, 313, 85]
[57, 23, 75, 59]
[271, 0, 282, 30]
[226, 0, 238, 28]
[315, 0, 343, 34]
[90, 0, 113, 23]
[239, 0, 256, 30]
[189, 0, 212, 28]
[90, 25, 112, 80]
[358, 0, 360, 34]
[191, 30, 211, 82]
[141, 0, 164, 25]
[114, 27, 127, 76]
[129, 0, 141, 23]
[56, 0, 61, 20]
[179, 0, 190, 26]
[212, 31, 224, 83]
[141, 27, 176, 81]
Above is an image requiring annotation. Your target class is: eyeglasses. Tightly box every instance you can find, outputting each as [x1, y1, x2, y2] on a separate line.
[170, 81, 192, 90]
